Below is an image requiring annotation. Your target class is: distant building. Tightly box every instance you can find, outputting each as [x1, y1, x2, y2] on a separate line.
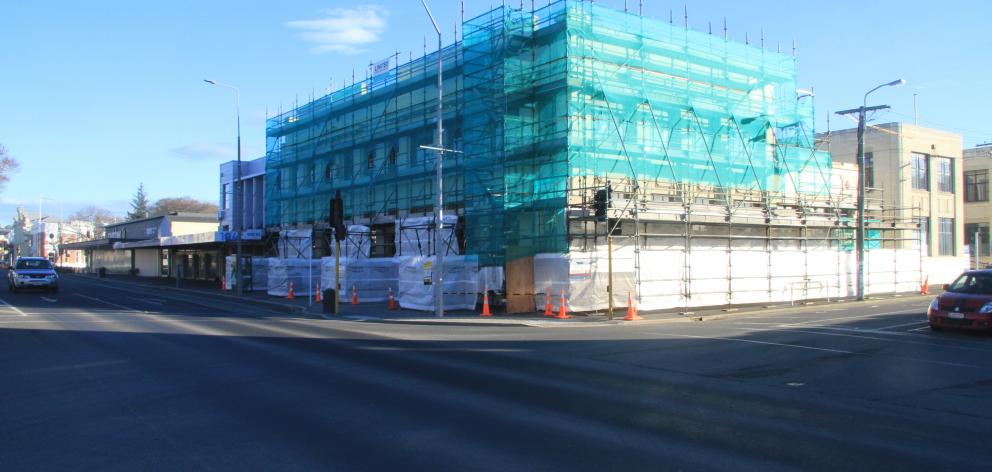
[63, 213, 220, 279]
[962, 144, 992, 267]
[817, 122, 967, 284]
[219, 157, 265, 232]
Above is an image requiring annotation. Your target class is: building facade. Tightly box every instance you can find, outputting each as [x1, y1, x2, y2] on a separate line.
[219, 156, 265, 232]
[263, 0, 924, 311]
[817, 122, 966, 283]
[963, 144, 992, 267]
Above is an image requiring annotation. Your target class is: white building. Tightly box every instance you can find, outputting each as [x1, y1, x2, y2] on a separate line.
[219, 157, 265, 232]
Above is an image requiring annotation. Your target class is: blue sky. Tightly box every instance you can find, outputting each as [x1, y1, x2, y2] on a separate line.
[2, 0, 990, 223]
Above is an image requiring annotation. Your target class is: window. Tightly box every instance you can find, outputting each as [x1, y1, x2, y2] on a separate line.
[864, 152, 874, 188]
[965, 170, 988, 202]
[965, 223, 991, 257]
[935, 157, 953, 193]
[367, 151, 375, 169]
[939, 217, 955, 256]
[388, 146, 398, 167]
[324, 163, 333, 182]
[914, 217, 930, 256]
[222, 183, 230, 210]
[911, 152, 929, 190]
[369, 223, 396, 257]
[309, 165, 316, 184]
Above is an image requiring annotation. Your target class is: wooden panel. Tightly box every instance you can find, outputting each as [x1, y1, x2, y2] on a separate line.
[505, 256, 536, 313]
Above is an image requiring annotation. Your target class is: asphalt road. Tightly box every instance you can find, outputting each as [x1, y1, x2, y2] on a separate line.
[2, 272, 991, 471]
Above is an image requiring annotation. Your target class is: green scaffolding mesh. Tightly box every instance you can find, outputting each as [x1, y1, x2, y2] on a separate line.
[264, 0, 831, 267]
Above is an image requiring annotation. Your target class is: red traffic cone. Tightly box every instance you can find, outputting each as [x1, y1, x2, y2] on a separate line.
[351, 285, 359, 305]
[543, 287, 553, 317]
[556, 289, 570, 319]
[388, 287, 398, 310]
[920, 276, 929, 295]
[287, 281, 295, 300]
[480, 286, 492, 317]
[315, 282, 322, 303]
[624, 292, 641, 321]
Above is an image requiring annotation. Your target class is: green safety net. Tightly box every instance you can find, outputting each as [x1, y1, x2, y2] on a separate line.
[264, 0, 831, 267]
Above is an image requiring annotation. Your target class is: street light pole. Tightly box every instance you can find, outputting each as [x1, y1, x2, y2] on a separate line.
[842, 79, 905, 301]
[420, 0, 445, 318]
[204, 79, 245, 296]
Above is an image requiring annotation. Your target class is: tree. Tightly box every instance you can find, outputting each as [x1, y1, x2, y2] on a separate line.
[150, 197, 218, 216]
[128, 183, 150, 220]
[0, 144, 20, 190]
[68, 206, 118, 238]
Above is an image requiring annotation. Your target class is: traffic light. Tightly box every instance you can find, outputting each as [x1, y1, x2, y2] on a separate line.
[330, 190, 346, 242]
[594, 184, 611, 221]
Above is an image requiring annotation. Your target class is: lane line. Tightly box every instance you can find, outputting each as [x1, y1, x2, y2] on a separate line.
[74, 293, 144, 312]
[876, 320, 929, 331]
[782, 309, 919, 326]
[732, 326, 992, 356]
[0, 297, 27, 316]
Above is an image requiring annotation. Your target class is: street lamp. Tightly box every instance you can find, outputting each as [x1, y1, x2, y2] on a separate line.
[420, 0, 445, 318]
[204, 78, 245, 296]
[854, 78, 905, 301]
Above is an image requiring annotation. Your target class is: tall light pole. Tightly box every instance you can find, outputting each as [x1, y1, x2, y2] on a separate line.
[838, 78, 905, 301]
[204, 79, 244, 296]
[420, 0, 445, 318]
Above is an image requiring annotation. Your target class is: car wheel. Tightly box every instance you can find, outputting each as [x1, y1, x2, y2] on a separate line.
[929, 323, 942, 331]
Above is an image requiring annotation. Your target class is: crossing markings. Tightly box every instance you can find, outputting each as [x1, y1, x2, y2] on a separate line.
[0, 297, 27, 316]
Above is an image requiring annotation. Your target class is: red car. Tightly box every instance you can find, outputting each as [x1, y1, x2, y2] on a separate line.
[928, 270, 992, 331]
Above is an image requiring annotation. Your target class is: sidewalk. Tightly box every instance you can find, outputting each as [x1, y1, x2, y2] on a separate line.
[66, 273, 932, 327]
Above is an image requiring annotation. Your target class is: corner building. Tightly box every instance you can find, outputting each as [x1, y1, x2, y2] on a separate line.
[265, 1, 918, 312]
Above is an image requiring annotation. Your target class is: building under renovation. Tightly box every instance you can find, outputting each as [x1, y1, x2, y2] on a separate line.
[263, 0, 925, 312]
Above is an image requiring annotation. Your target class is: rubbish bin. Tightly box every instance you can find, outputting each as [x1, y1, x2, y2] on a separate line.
[98, 267, 107, 278]
[322, 289, 337, 314]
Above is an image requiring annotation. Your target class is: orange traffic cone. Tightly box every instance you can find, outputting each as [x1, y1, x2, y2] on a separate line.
[221, 276, 226, 291]
[624, 292, 641, 321]
[920, 276, 929, 295]
[388, 287, 398, 310]
[351, 285, 359, 305]
[543, 288, 553, 317]
[556, 289, 570, 319]
[315, 282, 322, 303]
[480, 286, 492, 317]
[287, 281, 295, 300]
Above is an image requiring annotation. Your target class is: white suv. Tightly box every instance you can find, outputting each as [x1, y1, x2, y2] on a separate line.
[8, 257, 59, 293]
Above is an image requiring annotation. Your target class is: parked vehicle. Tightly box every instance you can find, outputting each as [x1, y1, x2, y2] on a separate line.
[927, 270, 992, 331]
[8, 257, 59, 293]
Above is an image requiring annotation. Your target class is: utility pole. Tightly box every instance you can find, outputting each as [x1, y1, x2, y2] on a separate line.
[421, 0, 445, 318]
[835, 79, 905, 301]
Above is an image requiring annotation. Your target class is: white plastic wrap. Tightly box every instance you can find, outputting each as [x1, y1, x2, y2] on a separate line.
[396, 215, 459, 257]
[398, 255, 480, 311]
[329, 225, 371, 259]
[225, 256, 271, 292]
[278, 229, 312, 259]
[266, 257, 322, 297]
[319, 257, 399, 302]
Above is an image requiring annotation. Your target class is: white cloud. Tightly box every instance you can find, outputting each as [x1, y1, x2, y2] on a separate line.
[286, 5, 388, 55]
[170, 143, 235, 161]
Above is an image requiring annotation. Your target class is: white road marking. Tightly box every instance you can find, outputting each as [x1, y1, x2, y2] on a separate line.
[665, 332, 857, 354]
[876, 320, 929, 331]
[783, 309, 919, 326]
[0, 297, 27, 316]
[40, 297, 58, 303]
[74, 293, 144, 312]
[128, 297, 164, 305]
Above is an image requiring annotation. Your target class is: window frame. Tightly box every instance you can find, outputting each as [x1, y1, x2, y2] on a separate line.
[964, 170, 988, 202]
[911, 152, 929, 191]
[938, 217, 955, 256]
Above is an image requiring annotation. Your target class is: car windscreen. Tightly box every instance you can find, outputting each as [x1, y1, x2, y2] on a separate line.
[15, 259, 53, 270]
[946, 273, 992, 294]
